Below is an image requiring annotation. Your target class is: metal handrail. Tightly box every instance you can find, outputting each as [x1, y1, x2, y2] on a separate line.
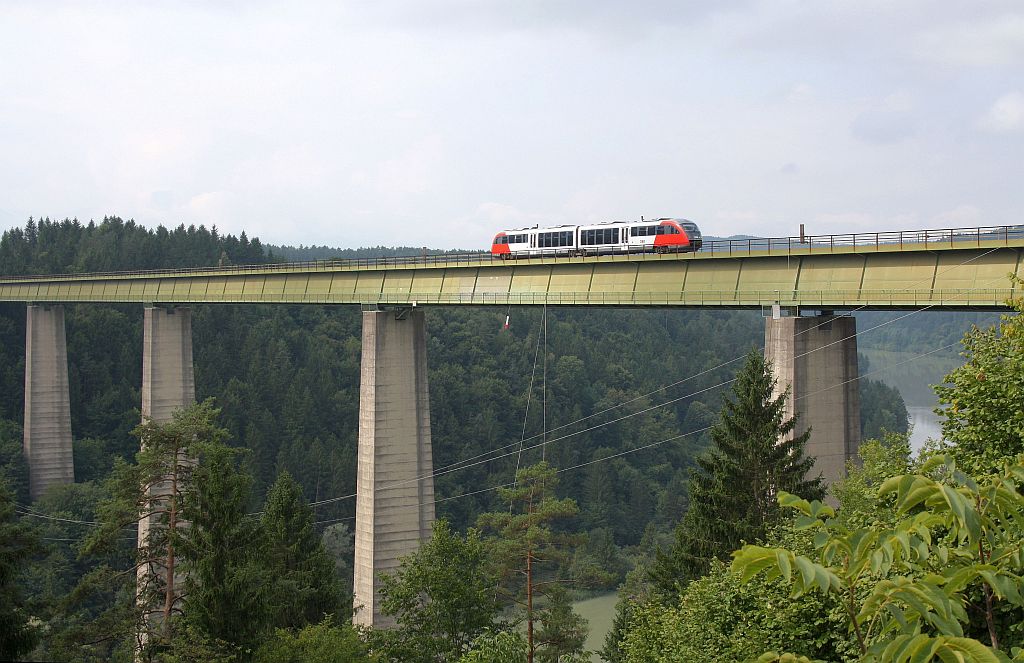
[0, 288, 1015, 305]
[1, 224, 1022, 282]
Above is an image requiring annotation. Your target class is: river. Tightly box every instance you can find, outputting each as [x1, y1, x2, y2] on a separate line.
[907, 405, 943, 452]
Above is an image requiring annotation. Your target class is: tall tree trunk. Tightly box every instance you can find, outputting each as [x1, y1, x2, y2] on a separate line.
[527, 544, 534, 663]
[163, 458, 179, 640]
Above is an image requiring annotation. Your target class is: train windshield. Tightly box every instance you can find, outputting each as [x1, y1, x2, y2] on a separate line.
[680, 222, 701, 237]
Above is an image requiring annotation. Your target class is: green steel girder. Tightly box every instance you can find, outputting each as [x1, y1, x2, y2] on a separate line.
[1, 241, 1021, 310]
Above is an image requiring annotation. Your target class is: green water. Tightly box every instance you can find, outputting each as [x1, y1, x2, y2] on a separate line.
[860, 348, 960, 406]
[572, 592, 618, 659]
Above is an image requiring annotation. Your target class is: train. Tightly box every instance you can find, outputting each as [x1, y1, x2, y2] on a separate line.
[490, 218, 702, 258]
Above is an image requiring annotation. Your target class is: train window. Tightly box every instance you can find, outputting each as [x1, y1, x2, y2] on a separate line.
[583, 228, 622, 244]
[537, 231, 569, 248]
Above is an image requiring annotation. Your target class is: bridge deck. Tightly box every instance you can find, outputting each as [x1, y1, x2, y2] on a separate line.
[2, 227, 1022, 310]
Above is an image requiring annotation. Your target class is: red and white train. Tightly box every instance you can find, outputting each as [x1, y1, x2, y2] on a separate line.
[491, 218, 702, 258]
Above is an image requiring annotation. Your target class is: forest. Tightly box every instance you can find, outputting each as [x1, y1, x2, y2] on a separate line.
[10, 216, 1004, 662]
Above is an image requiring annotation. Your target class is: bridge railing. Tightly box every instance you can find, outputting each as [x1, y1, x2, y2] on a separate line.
[700, 225, 1024, 256]
[2, 224, 1022, 281]
[2, 288, 1013, 308]
[370, 287, 1017, 307]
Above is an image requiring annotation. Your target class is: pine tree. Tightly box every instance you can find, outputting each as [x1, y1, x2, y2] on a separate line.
[650, 350, 824, 597]
[477, 462, 582, 663]
[70, 400, 227, 660]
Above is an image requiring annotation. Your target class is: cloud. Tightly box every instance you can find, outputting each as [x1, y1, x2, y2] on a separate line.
[850, 110, 916, 145]
[978, 92, 1024, 133]
[850, 93, 916, 145]
[149, 190, 176, 209]
[812, 212, 879, 231]
[915, 14, 1024, 67]
[785, 83, 814, 104]
[1, 1, 1022, 248]
[929, 205, 982, 228]
[341, 0, 751, 39]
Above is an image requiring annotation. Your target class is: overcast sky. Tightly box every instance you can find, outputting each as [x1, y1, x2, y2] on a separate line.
[1, 1, 1021, 249]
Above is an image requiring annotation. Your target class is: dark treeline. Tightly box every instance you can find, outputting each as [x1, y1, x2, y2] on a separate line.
[0, 216, 268, 275]
[0, 217, 913, 659]
[269, 244, 477, 261]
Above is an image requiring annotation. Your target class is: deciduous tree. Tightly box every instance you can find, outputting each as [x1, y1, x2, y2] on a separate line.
[373, 519, 501, 663]
[732, 455, 1024, 661]
[935, 291, 1024, 475]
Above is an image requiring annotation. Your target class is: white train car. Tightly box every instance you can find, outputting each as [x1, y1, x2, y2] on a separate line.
[491, 218, 701, 258]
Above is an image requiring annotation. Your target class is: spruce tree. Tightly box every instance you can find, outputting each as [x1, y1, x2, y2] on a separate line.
[651, 350, 824, 597]
[177, 441, 261, 651]
[0, 478, 39, 660]
[534, 584, 589, 663]
[256, 471, 342, 631]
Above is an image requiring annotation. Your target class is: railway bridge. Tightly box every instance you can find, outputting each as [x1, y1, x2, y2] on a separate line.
[2, 224, 1022, 626]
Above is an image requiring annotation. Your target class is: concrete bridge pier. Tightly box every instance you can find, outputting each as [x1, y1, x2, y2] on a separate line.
[353, 309, 435, 628]
[764, 314, 861, 485]
[141, 306, 196, 422]
[23, 303, 74, 501]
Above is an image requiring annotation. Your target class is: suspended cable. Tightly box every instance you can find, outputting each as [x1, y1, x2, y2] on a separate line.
[542, 300, 548, 461]
[14, 505, 102, 526]
[508, 304, 546, 515]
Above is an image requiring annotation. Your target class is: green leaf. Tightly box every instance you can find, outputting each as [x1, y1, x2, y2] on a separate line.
[775, 548, 792, 583]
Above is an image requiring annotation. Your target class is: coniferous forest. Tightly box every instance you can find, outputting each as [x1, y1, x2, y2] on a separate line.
[0, 217, 962, 662]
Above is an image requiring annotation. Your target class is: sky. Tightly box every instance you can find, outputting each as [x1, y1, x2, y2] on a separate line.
[1, 1, 1022, 249]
